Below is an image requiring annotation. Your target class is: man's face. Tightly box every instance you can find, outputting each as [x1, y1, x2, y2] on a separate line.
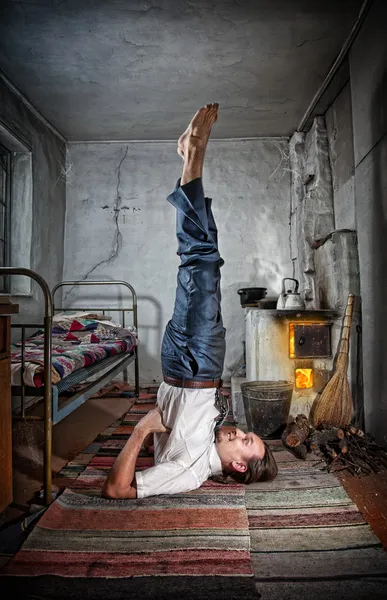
[215, 426, 265, 474]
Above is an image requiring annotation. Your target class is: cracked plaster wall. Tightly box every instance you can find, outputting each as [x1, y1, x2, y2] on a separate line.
[63, 139, 291, 384]
[289, 113, 360, 418]
[349, 0, 387, 445]
[0, 76, 66, 324]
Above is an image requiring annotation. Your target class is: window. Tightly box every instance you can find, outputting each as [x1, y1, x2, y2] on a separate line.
[0, 123, 33, 296]
[0, 143, 11, 293]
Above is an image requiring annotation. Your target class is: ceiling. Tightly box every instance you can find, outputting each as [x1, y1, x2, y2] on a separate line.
[0, 0, 362, 141]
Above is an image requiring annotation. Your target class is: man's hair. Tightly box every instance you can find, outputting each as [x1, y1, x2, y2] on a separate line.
[212, 441, 278, 485]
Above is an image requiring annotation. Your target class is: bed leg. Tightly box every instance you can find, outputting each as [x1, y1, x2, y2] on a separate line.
[43, 314, 53, 505]
[44, 401, 52, 505]
[135, 347, 140, 398]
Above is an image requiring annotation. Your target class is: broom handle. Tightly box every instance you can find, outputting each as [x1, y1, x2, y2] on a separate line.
[338, 294, 355, 355]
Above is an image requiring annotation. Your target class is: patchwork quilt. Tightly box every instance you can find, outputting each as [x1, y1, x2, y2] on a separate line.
[11, 312, 137, 388]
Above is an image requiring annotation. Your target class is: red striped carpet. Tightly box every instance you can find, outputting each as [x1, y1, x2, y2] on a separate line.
[248, 440, 387, 600]
[2, 397, 260, 599]
[4, 394, 386, 599]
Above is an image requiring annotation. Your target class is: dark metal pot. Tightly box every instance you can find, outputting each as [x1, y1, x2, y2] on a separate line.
[237, 287, 267, 306]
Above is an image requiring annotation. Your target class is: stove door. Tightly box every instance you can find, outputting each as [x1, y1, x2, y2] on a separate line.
[291, 323, 332, 358]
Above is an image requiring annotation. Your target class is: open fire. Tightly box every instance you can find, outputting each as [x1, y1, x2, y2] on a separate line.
[289, 323, 296, 359]
[295, 368, 313, 389]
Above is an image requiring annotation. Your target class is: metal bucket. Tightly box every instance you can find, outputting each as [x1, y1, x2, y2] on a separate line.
[241, 380, 293, 438]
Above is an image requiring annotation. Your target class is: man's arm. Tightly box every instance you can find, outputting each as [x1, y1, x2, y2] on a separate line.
[102, 408, 169, 499]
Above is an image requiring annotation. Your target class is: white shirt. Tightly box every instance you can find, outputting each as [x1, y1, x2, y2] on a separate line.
[135, 381, 223, 498]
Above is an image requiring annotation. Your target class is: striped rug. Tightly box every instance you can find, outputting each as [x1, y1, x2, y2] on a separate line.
[248, 441, 387, 600]
[2, 398, 259, 599]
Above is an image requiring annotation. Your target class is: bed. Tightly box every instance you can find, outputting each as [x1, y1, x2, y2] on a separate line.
[0, 267, 139, 505]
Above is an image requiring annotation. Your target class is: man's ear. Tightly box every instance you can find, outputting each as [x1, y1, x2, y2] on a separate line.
[231, 460, 247, 473]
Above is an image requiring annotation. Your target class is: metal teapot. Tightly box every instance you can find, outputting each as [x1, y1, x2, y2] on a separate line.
[276, 278, 305, 310]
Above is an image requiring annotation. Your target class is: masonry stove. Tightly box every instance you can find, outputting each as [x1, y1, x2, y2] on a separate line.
[243, 308, 339, 420]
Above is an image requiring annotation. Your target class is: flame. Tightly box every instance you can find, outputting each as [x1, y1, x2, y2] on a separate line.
[289, 323, 295, 358]
[295, 368, 313, 389]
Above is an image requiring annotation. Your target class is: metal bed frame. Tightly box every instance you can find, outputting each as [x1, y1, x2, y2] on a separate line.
[0, 267, 139, 505]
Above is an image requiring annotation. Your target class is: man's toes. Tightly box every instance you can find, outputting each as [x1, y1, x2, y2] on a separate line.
[211, 103, 219, 119]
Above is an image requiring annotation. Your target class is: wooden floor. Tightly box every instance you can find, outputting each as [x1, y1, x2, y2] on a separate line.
[1, 388, 387, 551]
[337, 469, 387, 549]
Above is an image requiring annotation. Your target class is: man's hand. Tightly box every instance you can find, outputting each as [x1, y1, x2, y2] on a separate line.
[102, 408, 170, 500]
[136, 407, 171, 435]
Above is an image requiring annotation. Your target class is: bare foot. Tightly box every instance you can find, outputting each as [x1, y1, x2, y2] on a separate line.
[177, 103, 219, 158]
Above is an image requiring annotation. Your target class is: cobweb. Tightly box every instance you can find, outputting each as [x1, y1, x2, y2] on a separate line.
[269, 139, 303, 184]
[13, 418, 44, 467]
[53, 146, 82, 195]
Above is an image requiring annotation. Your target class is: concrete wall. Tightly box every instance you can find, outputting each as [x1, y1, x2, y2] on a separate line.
[0, 76, 67, 322]
[349, 0, 387, 444]
[63, 139, 291, 384]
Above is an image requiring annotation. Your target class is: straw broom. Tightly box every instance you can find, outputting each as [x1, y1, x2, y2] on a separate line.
[310, 294, 355, 428]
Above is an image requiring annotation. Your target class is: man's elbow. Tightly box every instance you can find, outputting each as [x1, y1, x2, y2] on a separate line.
[101, 481, 137, 499]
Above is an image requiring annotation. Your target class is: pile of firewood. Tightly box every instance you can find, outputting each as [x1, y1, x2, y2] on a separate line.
[281, 414, 387, 476]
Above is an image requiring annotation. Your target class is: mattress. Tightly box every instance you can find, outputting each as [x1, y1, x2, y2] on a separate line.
[11, 312, 137, 388]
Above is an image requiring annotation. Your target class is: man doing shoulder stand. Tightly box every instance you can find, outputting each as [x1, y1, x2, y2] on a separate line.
[103, 103, 278, 500]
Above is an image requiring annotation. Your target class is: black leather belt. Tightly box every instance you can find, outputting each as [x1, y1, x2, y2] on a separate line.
[163, 375, 222, 389]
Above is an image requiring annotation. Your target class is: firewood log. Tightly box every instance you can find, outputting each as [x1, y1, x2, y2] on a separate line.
[310, 422, 387, 476]
[281, 414, 311, 447]
[309, 441, 319, 452]
[283, 443, 308, 460]
[324, 444, 337, 459]
[308, 427, 343, 449]
[295, 414, 310, 426]
[347, 425, 365, 438]
[337, 428, 345, 439]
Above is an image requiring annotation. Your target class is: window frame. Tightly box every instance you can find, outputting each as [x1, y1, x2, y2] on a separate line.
[0, 121, 33, 297]
[0, 142, 11, 293]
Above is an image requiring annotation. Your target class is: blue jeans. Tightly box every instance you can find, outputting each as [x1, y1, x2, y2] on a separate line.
[161, 178, 226, 381]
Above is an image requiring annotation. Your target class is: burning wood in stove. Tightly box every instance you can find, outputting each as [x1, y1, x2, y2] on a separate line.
[281, 415, 387, 476]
